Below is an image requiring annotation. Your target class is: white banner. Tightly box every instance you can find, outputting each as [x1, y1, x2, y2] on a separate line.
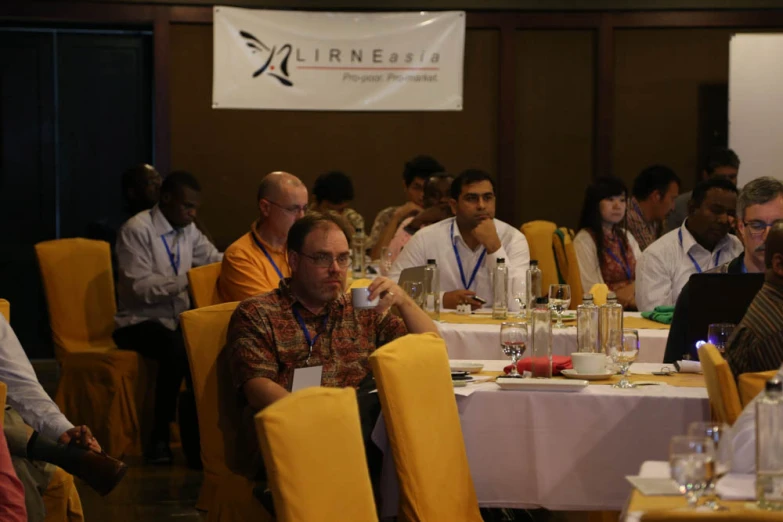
[213, 7, 465, 111]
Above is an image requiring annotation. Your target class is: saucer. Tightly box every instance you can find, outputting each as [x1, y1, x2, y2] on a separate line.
[449, 361, 485, 374]
[561, 369, 613, 381]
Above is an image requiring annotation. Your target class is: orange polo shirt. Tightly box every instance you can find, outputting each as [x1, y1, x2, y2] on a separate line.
[218, 222, 290, 302]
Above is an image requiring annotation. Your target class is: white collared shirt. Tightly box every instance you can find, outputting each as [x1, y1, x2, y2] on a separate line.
[387, 217, 530, 308]
[0, 315, 73, 440]
[115, 205, 223, 330]
[635, 221, 743, 311]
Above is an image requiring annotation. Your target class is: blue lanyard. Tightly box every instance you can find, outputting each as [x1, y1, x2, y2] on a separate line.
[605, 235, 632, 280]
[679, 229, 721, 274]
[450, 221, 486, 290]
[251, 233, 284, 280]
[160, 233, 180, 275]
[292, 307, 328, 361]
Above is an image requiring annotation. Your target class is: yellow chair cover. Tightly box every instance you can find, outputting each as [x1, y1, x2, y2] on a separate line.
[698, 343, 742, 425]
[738, 370, 779, 406]
[553, 227, 583, 308]
[43, 467, 84, 522]
[520, 221, 559, 291]
[0, 298, 9, 322]
[180, 302, 271, 521]
[255, 387, 378, 522]
[369, 333, 482, 522]
[35, 238, 151, 457]
[188, 262, 223, 308]
[349, 278, 373, 289]
[589, 283, 610, 306]
[642, 510, 783, 521]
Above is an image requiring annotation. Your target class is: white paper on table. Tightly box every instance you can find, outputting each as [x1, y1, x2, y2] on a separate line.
[630, 363, 677, 375]
[625, 476, 681, 496]
[716, 473, 756, 500]
[453, 381, 497, 397]
[677, 360, 702, 373]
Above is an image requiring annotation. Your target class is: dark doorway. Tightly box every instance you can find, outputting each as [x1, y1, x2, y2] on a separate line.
[0, 28, 153, 358]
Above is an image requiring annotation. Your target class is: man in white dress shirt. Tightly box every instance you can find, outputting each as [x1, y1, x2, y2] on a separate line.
[636, 177, 743, 311]
[388, 169, 530, 309]
[114, 171, 222, 464]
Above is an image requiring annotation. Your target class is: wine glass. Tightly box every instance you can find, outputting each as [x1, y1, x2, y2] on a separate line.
[707, 323, 735, 354]
[609, 329, 639, 388]
[379, 247, 393, 276]
[548, 284, 571, 329]
[500, 322, 528, 378]
[687, 422, 732, 510]
[669, 435, 715, 508]
[402, 280, 423, 308]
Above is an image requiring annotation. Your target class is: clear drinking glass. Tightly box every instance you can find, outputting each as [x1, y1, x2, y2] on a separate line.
[379, 247, 393, 276]
[707, 323, 735, 354]
[608, 329, 639, 388]
[669, 435, 716, 508]
[687, 422, 732, 510]
[402, 280, 423, 308]
[500, 322, 528, 378]
[512, 278, 526, 319]
[548, 284, 571, 329]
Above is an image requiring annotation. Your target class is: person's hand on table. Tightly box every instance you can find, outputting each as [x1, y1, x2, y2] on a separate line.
[443, 290, 482, 310]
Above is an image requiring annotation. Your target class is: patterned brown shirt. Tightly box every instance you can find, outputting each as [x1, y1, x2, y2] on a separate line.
[726, 275, 783, 378]
[227, 278, 407, 393]
[626, 197, 662, 251]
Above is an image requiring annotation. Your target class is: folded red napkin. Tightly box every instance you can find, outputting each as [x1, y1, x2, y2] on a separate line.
[504, 356, 573, 376]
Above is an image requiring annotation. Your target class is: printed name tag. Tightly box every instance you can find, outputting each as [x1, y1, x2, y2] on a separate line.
[292, 365, 323, 392]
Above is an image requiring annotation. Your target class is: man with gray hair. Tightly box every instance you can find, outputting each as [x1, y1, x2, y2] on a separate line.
[219, 171, 308, 302]
[726, 220, 783, 376]
[663, 176, 783, 362]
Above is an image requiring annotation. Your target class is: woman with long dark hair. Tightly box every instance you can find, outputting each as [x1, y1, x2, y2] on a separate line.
[574, 176, 642, 310]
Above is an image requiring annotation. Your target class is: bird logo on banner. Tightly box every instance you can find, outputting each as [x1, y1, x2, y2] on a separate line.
[240, 30, 294, 87]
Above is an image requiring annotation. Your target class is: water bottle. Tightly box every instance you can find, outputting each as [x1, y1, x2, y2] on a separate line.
[526, 260, 542, 322]
[577, 293, 600, 353]
[423, 259, 440, 321]
[351, 227, 366, 277]
[756, 378, 783, 510]
[530, 297, 552, 378]
[599, 292, 623, 354]
[492, 258, 509, 320]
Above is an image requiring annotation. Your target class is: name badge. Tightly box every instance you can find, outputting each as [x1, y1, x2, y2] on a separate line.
[292, 365, 323, 392]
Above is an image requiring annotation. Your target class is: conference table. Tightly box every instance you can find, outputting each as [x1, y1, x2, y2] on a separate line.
[374, 361, 709, 516]
[437, 311, 672, 363]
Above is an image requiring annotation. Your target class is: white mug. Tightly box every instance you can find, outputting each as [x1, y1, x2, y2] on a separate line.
[571, 352, 607, 375]
[351, 287, 379, 309]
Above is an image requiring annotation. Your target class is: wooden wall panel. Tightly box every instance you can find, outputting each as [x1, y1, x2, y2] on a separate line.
[170, 24, 498, 249]
[613, 28, 733, 192]
[514, 30, 595, 230]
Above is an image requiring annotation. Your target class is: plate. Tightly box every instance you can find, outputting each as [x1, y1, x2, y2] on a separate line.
[561, 369, 613, 381]
[496, 377, 588, 392]
[449, 361, 485, 373]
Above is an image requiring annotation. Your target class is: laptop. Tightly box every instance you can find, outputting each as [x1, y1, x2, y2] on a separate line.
[685, 272, 765, 353]
[397, 266, 426, 288]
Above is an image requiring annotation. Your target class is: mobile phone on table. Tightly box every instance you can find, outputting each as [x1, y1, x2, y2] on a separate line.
[471, 296, 487, 305]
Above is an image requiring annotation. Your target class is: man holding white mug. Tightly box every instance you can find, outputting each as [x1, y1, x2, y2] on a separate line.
[224, 211, 438, 500]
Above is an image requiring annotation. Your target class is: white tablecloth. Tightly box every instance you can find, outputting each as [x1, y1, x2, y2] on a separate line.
[438, 312, 670, 363]
[375, 363, 709, 515]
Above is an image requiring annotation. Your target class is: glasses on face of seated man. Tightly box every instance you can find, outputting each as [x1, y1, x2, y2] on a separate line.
[299, 252, 353, 268]
[744, 219, 783, 237]
[264, 199, 309, 215]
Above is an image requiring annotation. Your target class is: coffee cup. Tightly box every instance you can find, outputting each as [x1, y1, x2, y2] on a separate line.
[351, 287, 379, 309]
[571, 352, 607, 375]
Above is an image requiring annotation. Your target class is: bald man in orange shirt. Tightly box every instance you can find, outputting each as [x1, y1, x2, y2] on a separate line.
[219, 172, 308, 302]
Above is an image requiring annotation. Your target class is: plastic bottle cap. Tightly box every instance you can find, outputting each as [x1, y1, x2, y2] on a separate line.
[583, 293, 593, 301]
[766, 378, 783, 393]
[497, 258, 505, 263]
[427, 259, 437, 265]
[535, 297, 548, 305]
[530, 260, 538, 266]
